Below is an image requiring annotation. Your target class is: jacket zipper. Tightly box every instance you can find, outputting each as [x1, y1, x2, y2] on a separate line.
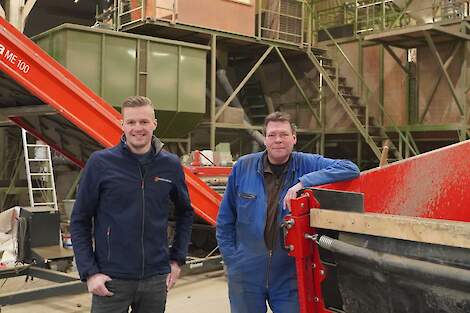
[139, 167, 146, 279]
[106, 226, 111, 262]
[266, 179, 282, 290]
[266, 250, 273, 288]
[265, 166, 293, 289]
[260, 167, 271, 290]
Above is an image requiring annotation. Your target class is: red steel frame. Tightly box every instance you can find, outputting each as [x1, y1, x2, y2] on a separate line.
[284, 189, 331, 313]
[0, 16, 221, 225]
[285, 139, 470, 313]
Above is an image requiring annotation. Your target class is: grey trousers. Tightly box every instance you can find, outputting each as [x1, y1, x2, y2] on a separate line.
[91, 274, 167, 313]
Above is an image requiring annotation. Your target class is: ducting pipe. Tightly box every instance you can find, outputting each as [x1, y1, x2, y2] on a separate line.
[217, 69, 244, 108]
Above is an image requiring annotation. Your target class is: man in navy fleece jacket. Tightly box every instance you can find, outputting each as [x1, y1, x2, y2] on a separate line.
[71, 96, 193, 313]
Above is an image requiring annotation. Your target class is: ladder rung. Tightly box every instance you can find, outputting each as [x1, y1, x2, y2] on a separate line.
[26, 144, 50, 148]
[30, 173, 53, 176]
[33, 202, 56, 206]
[28, 159, 50, 162]
[31, 188, 54, 191]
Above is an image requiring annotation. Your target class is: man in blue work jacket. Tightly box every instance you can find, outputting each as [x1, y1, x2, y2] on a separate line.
[71, 96, 193, 313]
[216, 111, 360, 313]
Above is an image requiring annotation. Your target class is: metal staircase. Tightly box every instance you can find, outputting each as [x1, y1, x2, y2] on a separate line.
[240, 79, 269, 125]
[306, 48, 399, 161]
[305, 42, 419, 164]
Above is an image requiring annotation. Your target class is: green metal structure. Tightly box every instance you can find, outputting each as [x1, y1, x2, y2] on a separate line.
[103, 0, 470, 169]
[33, 24, 208, 138]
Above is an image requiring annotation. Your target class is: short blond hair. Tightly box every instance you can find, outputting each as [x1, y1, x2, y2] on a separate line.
[122, 96, 153, 110]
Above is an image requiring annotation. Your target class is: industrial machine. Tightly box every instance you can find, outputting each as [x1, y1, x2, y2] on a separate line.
[283, 140, 470, 312]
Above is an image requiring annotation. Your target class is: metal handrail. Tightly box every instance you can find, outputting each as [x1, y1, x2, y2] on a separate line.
[313, 0, 470, 36]
[305, 49, 384, 160]
[117, 1, 143, 29]
[116, 0, 178, 30]
[256, 0, 306, 44]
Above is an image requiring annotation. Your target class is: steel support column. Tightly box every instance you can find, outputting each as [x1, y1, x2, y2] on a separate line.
[458, 38, 467, 142]
[466, 41, 470, 140]
[358, 37, 363, 99]
[379, 45, 385, 125]
[319, 57, 325, 155]
[461, 40, 469, 141]
[357, 133, 363, 169]
[210, 34, 217, 151]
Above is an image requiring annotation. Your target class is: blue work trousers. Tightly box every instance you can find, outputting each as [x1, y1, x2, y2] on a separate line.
[228, 277, 299, 313]
[91, 274, 167, 313]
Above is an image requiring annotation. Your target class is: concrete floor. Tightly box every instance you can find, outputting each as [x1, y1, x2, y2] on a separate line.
[0, 270, 232, 313]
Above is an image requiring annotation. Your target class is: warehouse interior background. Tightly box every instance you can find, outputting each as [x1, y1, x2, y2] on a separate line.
[0, 0, 469, 310]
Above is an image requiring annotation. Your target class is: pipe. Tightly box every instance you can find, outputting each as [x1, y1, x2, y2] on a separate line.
[7, 0, 23, 30]
[392, 0, 436, 24]
[217, 69, 244, 108]
[318, 235, 470, 291]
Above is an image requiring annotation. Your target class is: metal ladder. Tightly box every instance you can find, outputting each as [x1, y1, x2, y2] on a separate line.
[21, 129, 58, 210]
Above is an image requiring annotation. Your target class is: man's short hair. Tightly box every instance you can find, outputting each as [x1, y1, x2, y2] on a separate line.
[264, 111, 296, 134]
[122, 96, 153, 110]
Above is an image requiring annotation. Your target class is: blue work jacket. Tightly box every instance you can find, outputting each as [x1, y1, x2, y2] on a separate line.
[216, 151, 359, 292]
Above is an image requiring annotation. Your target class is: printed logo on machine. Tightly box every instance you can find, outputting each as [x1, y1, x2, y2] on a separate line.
[0, 44, 30, 74]
[154, 176, 172, 184]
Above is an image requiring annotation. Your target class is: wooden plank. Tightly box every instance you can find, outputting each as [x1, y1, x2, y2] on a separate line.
[310, 209, 470, 249]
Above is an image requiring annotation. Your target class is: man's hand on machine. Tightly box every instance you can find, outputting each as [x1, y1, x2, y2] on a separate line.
[283, 182, 304, 211]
